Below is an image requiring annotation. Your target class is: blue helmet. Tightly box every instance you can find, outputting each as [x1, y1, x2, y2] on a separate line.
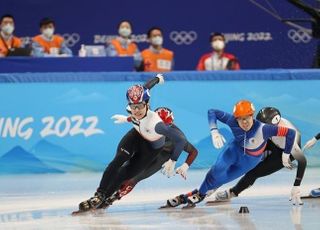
[126, 84, 150, 104]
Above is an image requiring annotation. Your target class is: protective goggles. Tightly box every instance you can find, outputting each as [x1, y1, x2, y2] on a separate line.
[128, 103, 146, 110]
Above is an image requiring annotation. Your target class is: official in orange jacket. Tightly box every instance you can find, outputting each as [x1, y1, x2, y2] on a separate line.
[0, 14, 23, 57]
[106, 20, 141, 69]
[32, 18, 72, 57]
[141, 27, 174, 72]
[197, 33, 240, 71]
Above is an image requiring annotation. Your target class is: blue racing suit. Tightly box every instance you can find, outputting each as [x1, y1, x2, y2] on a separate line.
[198, 109, 296, 196]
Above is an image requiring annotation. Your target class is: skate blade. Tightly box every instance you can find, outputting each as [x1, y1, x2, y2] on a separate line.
[301, 195, 320, 199]
[182, 203, 196, 209]
[71, 210, 90, 216]
[71, 208, 101, 216]
[159, 204, 176, 209]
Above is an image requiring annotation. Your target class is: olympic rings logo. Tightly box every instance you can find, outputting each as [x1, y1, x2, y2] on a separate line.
[170, 31, 197, 45]
[62, 33, 80, 47]
[287, 29, 312, 43]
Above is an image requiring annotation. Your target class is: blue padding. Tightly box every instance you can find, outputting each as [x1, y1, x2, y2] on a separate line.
[0, 57, 134, 73]
[0, 69, 320, 83]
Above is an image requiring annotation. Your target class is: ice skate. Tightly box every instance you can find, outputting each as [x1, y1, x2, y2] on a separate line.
[100, 191, 121, 209]
[182, 192, 205, 209]
[214, 189, 235, 202]
[72, 191, 107, 215]
[159, 194, 188, 209]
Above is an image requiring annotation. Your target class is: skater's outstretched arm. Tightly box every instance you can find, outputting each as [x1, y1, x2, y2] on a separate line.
[303, 132, 320, 150]
[143, 73, 164, 89]
[207, 109, 235, 149]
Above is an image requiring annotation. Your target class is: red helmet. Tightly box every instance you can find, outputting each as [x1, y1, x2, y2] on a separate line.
[155, 107, 174, 125]
[233, 100, 255, 118]
[126, 84, 150, 104]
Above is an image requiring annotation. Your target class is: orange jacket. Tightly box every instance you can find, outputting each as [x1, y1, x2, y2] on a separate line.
[32, 35, 64, 54]
[111, 39, 138, 56]
[141, 48, 174, 72]
[0, 35, 22, 56]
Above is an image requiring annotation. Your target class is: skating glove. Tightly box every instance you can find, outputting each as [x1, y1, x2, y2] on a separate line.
[282, 152, 292, 169]
[111, 114, 129, 124]
[156, 73, 165, 84]
[161, 159, 176, 178]
[289, 186, 303, 205]
[175, 163, 189, 180]
[302, 137, 317, 151]
[211, 129, 226, 149]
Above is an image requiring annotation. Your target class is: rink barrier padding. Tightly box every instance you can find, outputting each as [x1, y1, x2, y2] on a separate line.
[1, 69, 320, 174]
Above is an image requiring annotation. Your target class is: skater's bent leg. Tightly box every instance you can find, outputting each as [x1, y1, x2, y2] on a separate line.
[132, 151, 170, 183]
[231, 154, 282, 195]
[98, 129, 139, 192]
[198, 147, 237, 196]
[98, 153, 131, 191]
[231, 141, 286, 195]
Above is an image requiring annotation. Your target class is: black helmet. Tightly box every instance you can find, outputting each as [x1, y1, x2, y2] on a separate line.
[256, 107, 281, 125]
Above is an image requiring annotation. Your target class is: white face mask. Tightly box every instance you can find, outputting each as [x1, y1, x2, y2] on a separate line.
[118, 27, 131, 37]
[2, 24, 14, 35]
[212, 40, 225, 51]
[151, 36, 163, 46]
[42, 28, 54, 38]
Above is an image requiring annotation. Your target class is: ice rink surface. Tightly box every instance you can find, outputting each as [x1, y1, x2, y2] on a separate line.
[1, 168, 319, 229]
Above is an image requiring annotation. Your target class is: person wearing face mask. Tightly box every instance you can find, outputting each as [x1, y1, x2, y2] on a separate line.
[0, 14, 23, 57]
[140, 27, 174, 72]
[32, 18, 72, 57]
[197, 32, 240, 71]
[106, 20, 142, 70]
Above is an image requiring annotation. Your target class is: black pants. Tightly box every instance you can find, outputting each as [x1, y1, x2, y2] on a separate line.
[132, 150, 171, 184]
[231, 140, 306, 196]
[115, 138, 173, 190]
[98, 128, 161, 197]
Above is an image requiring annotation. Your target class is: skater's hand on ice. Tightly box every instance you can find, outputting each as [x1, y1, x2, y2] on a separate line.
[156, 73, 165, 84]
[111, 114, 129, 124]
[290, 186, 303, 205]
[161, 159, 176, 178]
[176, 163, 189, 180]
[211, 129, 226, 149]
[282, 152, 292, 169]
[302, 137, 317, 151]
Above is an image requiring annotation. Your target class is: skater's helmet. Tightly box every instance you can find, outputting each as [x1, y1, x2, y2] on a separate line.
[126, 84, 150, 104]
[256, 107, 281, 125]
[155, 107, 174, 125]
[233, 100, 255, 118]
